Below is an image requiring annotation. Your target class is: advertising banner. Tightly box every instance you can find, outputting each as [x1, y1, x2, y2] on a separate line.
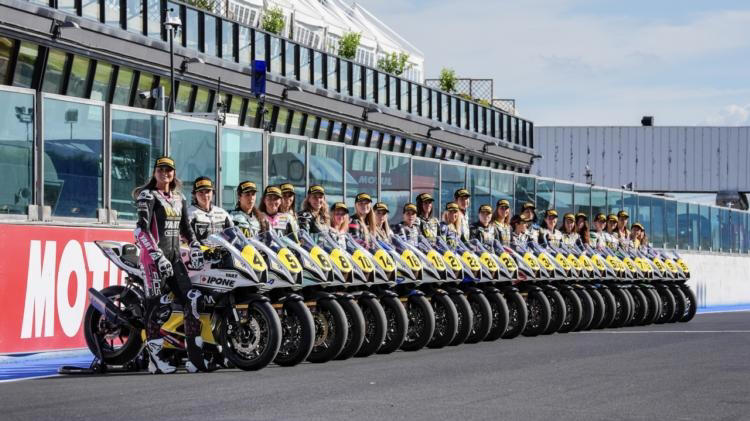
[0, 224, 132, 354]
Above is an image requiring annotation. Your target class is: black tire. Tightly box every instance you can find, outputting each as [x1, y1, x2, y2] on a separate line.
[583, 288, 604, 331]
[678, 284, 698, 323]
[377, 295, 408, 354]
[307, 298, 348, 363]
[609, 287, 633, 328]
[597, 287, 617, 329]
[465, 292, 493, 343]
[647, 287, 663, 325]
[220, 300, 282, 371]
[557, 288, 583, 334]
[542, 289, 566, 334]
[401, 295, 436, 352]
[639, 287, 660, 326]
[502, 291, 528, 339]
[428, 293, 458, 349]
[83, 286, 143, 366]
[669, 285, 687, 324]
[354, 296, 388, 357]
[273, 299, 315, 367]
[655, 286, 676, 324]
[628, 286, 650, 326]
[622, 287, 635, 326]
[449, 293, 474, 346]
[522, 290, 551, 337]
[483, 291, 510, 341]
[335, 296, 366, 360]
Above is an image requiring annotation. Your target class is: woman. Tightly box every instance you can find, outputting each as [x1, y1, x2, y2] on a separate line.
[393, 203, 421, 245]
[329, 202, 350, 248]
[416, 193, 440, 242]
[349, 192, 377, 249]
[510, 214, 530, 250]
[575, 213, 591, 247]
[559, 213, 580, 247]
[133, 156, 208, 374]
[373, 202, 394, 242]
[615, 210, 632, 246]
[631, 222, 648, 249]
[492, 199, 512, 246]
[280, 183, 297, 216]
[297, 185, 329, 235]
[230, 181, 268, 238]
[605, 214, 620, 249]
[539, 209, 563, 248]
[470, 204, 496, 247]
[589, 213, 608, 249]
[259, 185, 298, 242]
[440, 202, 463, 245]
[520, 202, 541, 244]
[187, 176, 233, 244]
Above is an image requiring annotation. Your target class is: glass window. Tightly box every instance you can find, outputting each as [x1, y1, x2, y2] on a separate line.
[44, 97, 103, 218]
[105, 0, 121, 27]
[514, 175, 535, 214]
[13, 42, 39, 89]
[607, 190, 622, 215]
[431, 90, 438, 121]
[591, 188, 606, 218]
[342, 125, 354, 144]
[309, 143, 344, 204]
[622, 193, 637, 220]
[352, 64, 362, 98]
[0, 89, 34, 215]
[268, 135, 306, 199]
[554, 182, 574, 216]
[313, 51, 324, 87]
[245, 98, 260, 128]
[651, 198, 665, 247]
[411, 83, 419, 115]
[146, 0, 162, 39]
[574, 185, 591, 218]
[289, 111, 305, 136]
[720, 209, 731, 252]
[298, 47, 311, 83]
[304, 116, 318, 138]
[0, 37, 13, 84]
[221, 128, 263, 210]
[665, 200, 677, 248]
[274, 107, 289, 133]
[637, 195, 652, 237]
[168, 117, 217, 184]
[330, 121, 344, 142]
[401, 80, 408, 112]
[126, 0, 143, 34]
[677, 202, 690, 249]
[536, 179, 554, 211]
[365, 68, 375, 102]
[688, 204, 699, 250]
[42, 49, 68, 94]
[90, 62, 113, 102]
[420, 88, 429, 118]
[254, 30, 266, 62]
[478, 107, 485, 134]
[111, 109, 164, 220]
[340, 60, 349, 95]
[389, 76, 397, 109]
[193, 86, 210, 112]
[58, 0, 76, 14]
[491, 171, 514, 211]
[377, 72, 386, 105]
[468, 168, 491, 218]
[204, 15, 218, 56]
[441, 164, 466, 211]
[222, 20, 234, 60]
[413, 159, 439, 205]
[441, 93, 449, 123]
[269, 36, 281, 74]
[82, 0, 101, 21]
[380, 153, 410, 216]
[186, 8, 199, 51]
[156, 77, 171, 111]
[467, 102, 474, 130]
[167, 3, 181, 44]
[112, 67, 135, 105]
[239, 26, 251, 64]
[345, 148, 378, 209]
[133, 72, 155, 109]
[174, 83, 192, 112]
[327, 55, 337, 90]
[67, 55, 91, 98]
[283, 40, 295, 78]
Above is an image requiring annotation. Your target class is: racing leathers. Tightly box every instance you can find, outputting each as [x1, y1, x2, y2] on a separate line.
[264, 211, 299, 243]
[493, 221, 512, 247]
[231, 207, 264, 238]
[134, 188, 209, 373]
[470, 221, 497, 247]
[418, 215, 440, 244]
[349, 215, 374, 249]
[393, 221, 422, 246]
[188, 204, 233, 244]
[458, 210, 471, 243]
[298, 211, 329, 235]
[561, 232, 580, 248]
[526, 223, 542, 245]
[539, 227, 563, 248]
[589, 230, 607, 249]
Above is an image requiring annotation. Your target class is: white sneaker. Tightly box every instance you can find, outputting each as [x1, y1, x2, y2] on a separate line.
[146, 339, 176, 374]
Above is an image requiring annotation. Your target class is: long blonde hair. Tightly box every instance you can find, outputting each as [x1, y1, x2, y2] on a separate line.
[375, 214, 393, 240]
[355, 208, 378, 238]
[492, 205, 510, 225]
[442, 210, 462, 234]
[302, 196, 330, 226]
[331, 213, 350, 233]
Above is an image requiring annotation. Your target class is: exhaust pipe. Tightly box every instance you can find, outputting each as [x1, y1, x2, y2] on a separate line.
[88, 288, 134, 329]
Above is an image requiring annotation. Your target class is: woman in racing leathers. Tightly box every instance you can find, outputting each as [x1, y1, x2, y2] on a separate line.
[280, 183, 297, 217]
[416, 193, 440, 243]
[520, 202, 542, 245]
[575, 213, 591, 247]
[349, 192, 377, 248]
[329, 202, 350, 248]
[510, 214, 530, 250]
[373, 202, 394, 242]
[560, 213, 580, 248]
[259, 185, 299, 242]
[393, 203, 421, 245]
[492, 199, 512, 246]
[230, 181, 268, 238]
[631, 222, 649, 249]
[187, 176, 233, 244]
[538, 209, 563, 248]
[440, 202, 463, 246]
[133, 156, 209, 374]
[589, 213, 608, 249]
[470, 204, 497, 247]
[297, 185, 330, 235]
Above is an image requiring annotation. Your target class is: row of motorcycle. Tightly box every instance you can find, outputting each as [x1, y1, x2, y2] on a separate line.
[85, 226, 697, 372]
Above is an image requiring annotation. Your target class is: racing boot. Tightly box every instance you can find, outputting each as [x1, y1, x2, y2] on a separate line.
[146, 338, 177, 374]
[184, 289, 216, 373]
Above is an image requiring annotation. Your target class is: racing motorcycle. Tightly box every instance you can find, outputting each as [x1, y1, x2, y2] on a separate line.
[86, 227, 282, 371]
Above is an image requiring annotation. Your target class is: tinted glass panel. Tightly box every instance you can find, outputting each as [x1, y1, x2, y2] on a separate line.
[665, 200, 677, 248]
[168, 118, 217, 184]
[289, 111, 305, 136]
[90, 62, 113, 101]
[491, 172, 514, 211]
[82, 0, 100, 21]
[133, 72, 155, 109]
[636, 195, 652, 237]
[536, 180, 554, 211]
[651, 198, 665, 247]
[186, 8, 199, 51]
[193, 86, 210, 112]
[412, 159, 439, 209]
[284, 40, 295, 77]
[67, 56, 91, 98]
[313, 51, 323, 87]
[42, 49, 68, 94]
[346, 148, 378, 209]
[299, 47, 311, 83]
[14, 42, 39, 89]
[222, 20, 234, 60]
[0, 90, 34, 215]
[365, 68, 374, 102]
[441, 164, 465, 211]
[468, 168, 491, 217]
[268, 136, 306, 198]
[380, 153, 410, 217]
[269, 36, 281, 73]
[221, 128, 263, 209]
[607, 190, 622, 215]
[699, 205, 710, 250]
[126, 0, 143, 34]
[327, 55, 337, 90]
[238, 26, 251, 64]
[146, 0, 162, 39]
[111, 109, 164, 220]
[105, 0, 121, 27]
[204, 15, 217, 56]
[554, 182, 574, 217]
[340, 61, 349, 94]
[677, 202, 690, 249]
[174, 83, 192, 112]
[112, 67, 134, 105]
[377, 72, 386, 105]
[514, 175, 535, 214]
[0, 38, 12, 84]
[310, 143, 344, 203]
[352, 64, 362, 98]
[574, 185, 591, 218]
[622, 193, 637, 220]
[591, 188, 606, 218]
[720, 209, 731, 251]
[254, 31, 266, 62]
[58, 0, 77, 14]
[44, 97, 103, 217]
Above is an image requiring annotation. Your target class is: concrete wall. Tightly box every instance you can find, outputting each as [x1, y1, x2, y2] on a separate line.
[683, 252, 750, 307]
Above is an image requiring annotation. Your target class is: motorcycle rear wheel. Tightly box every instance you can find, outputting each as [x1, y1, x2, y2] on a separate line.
[83, 285, 143, 366]
[376, 295, 408, 354]
[542, 289, 567, 335]
[401, 295, 436, 352]
[522, 290, 551, 337]
[427, 293, 458, 349]
[609, 287, 633, 328]
[273, 299, 315, 367]
[557, 289, 583, 334]
[574, 288, 596, 331]
[355, 296, 388, 357]
[668, 285, 687, 324]
[678, 284, 697, 323]
[220, 300, 282, 371]
[307, 298, 348, 363]
[628, 287, 649, 326]
[465, 292, 493, 343]
[639, 287, 660, 326]
[585, 288, 605, 330]
[335, 296, 366, 360]
[449, 293, 473, 346]
[597, 287, 617, 329]
[501, 291, 528, 339]
[483, 291, 510, 341]
[655, 286, 676, 324]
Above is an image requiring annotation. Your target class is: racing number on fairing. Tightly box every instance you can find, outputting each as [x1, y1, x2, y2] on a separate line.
[351, 250, 373, 272]
[374, 250, 396, 272]
[480, 252, 499, 271]
[426, 250, 447, 271]
[278, 248, 302, 273]
[402, 251, 422, 271]
[538, 254, 556, 271]
[523, 253, 540, 271]
[652, 258, 666, 272]
[499, 252, 517, 271]
[443, 251, 463, 271]
[241, 245, 267, 272]
[310, 247, 332, 271]
[462, 252, 481, 272]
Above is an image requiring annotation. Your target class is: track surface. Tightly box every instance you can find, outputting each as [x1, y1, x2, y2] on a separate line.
[2, 311, 749, 421]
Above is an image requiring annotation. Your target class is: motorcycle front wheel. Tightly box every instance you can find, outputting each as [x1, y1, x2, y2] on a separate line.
[609, 287, 633, 328]
[376, 295, 408, 354]
[83, 285, 143, 366]
[401, 295, 436, 352]
[273, 299, 315, 367]
[335, 296, 366, 361]
[428, 293, 458, 349]
[668, 285, 687, 324]
[597, 287, 617, 329]
[542, 289, 567, 335]
[655, 286, 676, 324]
[628, 286, 650, 326]
[219, 300, 282, 371]
[585, 288, 606, 330]
[464, 292, 493, 344]
[522, 290, 551, 337]
[483, 291, 510, 341]
[501, 291, 528, 339]
[354, 296, 387, 358]
[307, 298, 348, 363]
[678, 284, 697, 323]
[573, 288, 595, 332]
[449, 293, 473, 346]
[557, 288, 582, 334]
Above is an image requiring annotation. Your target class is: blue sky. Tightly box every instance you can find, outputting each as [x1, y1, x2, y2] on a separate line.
[357, 0, 750, 126]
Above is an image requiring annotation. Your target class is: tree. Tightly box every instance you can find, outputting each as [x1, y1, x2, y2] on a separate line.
[261, 7, 285, 35]
[377, 52, 410, 76]
[184, 0, 215, 12]
[439, 68, 457, 93]
[338, 32, 361, 60]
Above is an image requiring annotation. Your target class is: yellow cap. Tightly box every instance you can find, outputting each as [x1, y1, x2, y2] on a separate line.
[280, 183, 295, 194]
[403, 203, 417, 213]
[446, 202, 459, 211]
[264, 186, 282, 197]
[374, 202, 389, 213]
[307, 185, 325, 195]
[617, 210, 629, 218]
[545, 209, 559, 218]
[417, 193, 434, 203]
[497, 199, 510, 208]
[356, 193, 372, 203]
[564, 212, 575, 221]
[454, 188, 471, 198]
[237, 181, 257, 194]
[154, 156, 175, 169]
[479, 205, 492, 214]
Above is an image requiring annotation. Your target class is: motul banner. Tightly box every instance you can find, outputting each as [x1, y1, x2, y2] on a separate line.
[0, 224, 132, 354]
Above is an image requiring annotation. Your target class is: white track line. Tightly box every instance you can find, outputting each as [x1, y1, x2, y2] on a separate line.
[0, 374, 59, 383]
[579, 330, 750, 334]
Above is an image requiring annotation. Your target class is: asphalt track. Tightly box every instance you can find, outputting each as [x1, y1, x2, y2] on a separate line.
[2, 311, 750, 421]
